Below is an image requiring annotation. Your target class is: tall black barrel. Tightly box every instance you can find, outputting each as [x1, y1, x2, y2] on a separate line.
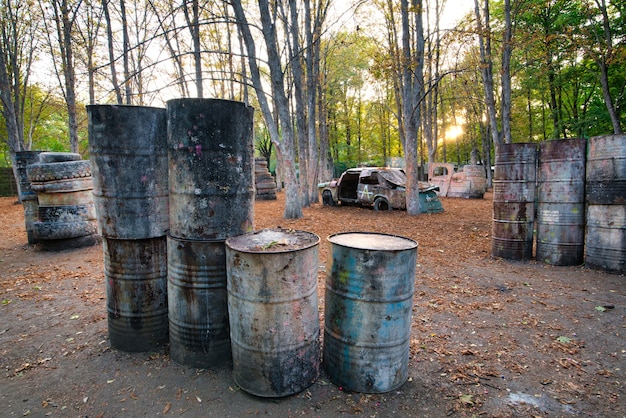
[536, 139, 586, 265]
[87, 105, 170, 351]
[167, 98, 254, 368]
[585, 134, 625, 273]
[167, 98, 254, 240]
[87, 105, 169, 239]
[492, 143, 537, 260]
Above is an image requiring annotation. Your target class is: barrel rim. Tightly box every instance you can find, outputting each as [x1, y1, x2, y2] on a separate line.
[167, 233, 226, 244]
[165, 97, 253, 109]
[327, 231, 417, 251]
[225, 228, 320, 254]
[86, 103, 165, 111]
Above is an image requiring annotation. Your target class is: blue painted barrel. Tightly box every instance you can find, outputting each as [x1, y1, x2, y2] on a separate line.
[536, 139, 587, 265]
[226, 229, 320, 397]
[167, 236, 231, 368]
[492, 143, 537, 260]
[323, 232, 417, 393]
[87, 105, 169, 239]
[167, 98, 254, 240]
[585, 134, 626, 273]
[104, 237, 169, 351]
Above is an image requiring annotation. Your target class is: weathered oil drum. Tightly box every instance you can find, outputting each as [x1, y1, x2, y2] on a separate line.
[323, 232, 417, 393]
[492, 143, 537, 260]
[104, 237, 169, 351]
[87, 105, 169, 239]
[226, 228, 320, 397]
[536, 139, 587, 266]
[167, 236, 231, 368]
[585, 134, 626, 273]
[167, 98, 254, 240]
[462, 165, 488, 198]
[15, 151, 43, 244]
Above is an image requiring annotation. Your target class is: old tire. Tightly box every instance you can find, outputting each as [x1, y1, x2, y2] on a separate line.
[322, 190, 336, 206]
[374, 197, 391, 211]
[38, 152, 82, 163]
[32, 220, 97, 240]
[27, 160, 92, 183]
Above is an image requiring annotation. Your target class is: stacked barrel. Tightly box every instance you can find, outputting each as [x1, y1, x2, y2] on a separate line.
[536, 139, 586, 266]
[166, 98, 254, 368]
[585, 135, 625, 273]
[87, 105, 170, 352]
[492, 143, 537, 260]
[492, 137, 624, 274]
[27, 152, 99, 250]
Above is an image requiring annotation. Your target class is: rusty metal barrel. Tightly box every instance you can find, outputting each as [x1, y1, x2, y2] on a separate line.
[167, 98, 254, 240]
[167, 236, 231, 367]
[14, 151, 43, 244]
[536, 139, 587, 266]
[87, 105, 169, 239]
[226, 229, 320, 397]
[323, 232, 417, 393]
[585, 134, 626, 273]
[462, 164, 488, 198]
[104, 237, 169, 351]
[492, 143, 537, 260]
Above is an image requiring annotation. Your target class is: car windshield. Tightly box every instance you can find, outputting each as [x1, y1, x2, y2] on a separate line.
[376, 170, 406, 188]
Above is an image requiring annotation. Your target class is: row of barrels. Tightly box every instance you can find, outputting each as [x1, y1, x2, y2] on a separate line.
[86, 110, 621, 395]
[492, 135, 625, 273]
[87, 100, 418, 397]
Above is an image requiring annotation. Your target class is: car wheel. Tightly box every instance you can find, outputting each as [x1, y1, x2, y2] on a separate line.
[322, 190, 336, 206]
[374, 197, 391, 211]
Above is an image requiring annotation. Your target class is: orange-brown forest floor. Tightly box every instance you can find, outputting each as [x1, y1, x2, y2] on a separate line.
[0, 192, 624, 417]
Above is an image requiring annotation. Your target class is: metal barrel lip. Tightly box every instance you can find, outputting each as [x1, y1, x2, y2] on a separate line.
[225, 228, 320, 254]
[86, 103, 165, 111]
[327, 231, 417, 251]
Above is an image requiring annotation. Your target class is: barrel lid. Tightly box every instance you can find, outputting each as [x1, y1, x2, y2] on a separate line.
[328, 232, 417, 251]
[226, 228, 319, 253]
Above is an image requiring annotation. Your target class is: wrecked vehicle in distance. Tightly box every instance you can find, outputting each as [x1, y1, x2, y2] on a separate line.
[428, 162, 488, 199]
[318, 167, 443, 213]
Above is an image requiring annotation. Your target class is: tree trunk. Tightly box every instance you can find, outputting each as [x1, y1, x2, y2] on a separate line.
[400, 0, 424, 215]
[474, 0, 501, 146]
[183, 0, 203, 98]
[500, 0, 512, 144]
[231, 0, 302, 219]
[102, 0, 123, 103]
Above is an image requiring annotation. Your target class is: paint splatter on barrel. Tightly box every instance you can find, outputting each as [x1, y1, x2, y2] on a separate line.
[226, 228, 320, 397]
[492, 143, 537, 260]
[323, 232, 417, 393]
[536, 139, 586, 266]
[167, 236, 231, 368]
[87, 105, 169, 239]
[167, 99, 254, 240]
[585, 134, 626, 273]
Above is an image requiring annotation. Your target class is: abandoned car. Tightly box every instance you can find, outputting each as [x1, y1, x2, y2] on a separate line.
[428, 162, 488, 199]
[318, 167, 443, 213]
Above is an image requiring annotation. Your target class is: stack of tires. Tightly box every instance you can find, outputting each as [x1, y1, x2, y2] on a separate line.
[26, 152, 99, 250]
[254, 157, 277, 200]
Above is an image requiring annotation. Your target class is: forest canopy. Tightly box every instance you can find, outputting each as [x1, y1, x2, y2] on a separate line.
[1, 0, 623, 216]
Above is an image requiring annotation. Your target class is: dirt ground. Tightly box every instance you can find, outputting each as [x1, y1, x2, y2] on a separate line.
[0, 191, 624, 417]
